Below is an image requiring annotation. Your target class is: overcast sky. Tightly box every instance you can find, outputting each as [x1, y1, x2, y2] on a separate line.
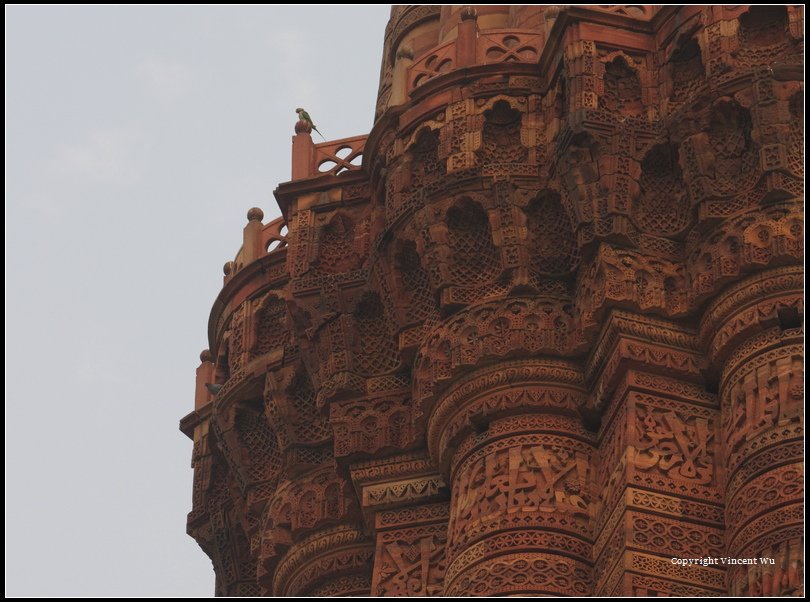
[6, 6, 390, 596]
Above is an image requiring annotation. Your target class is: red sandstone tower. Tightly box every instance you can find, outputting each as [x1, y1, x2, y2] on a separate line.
[181, 6, 804, 596]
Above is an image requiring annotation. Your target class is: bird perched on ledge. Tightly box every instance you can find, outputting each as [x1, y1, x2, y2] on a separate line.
[205, 383, 223, 396]
[295, 107, 325, 140]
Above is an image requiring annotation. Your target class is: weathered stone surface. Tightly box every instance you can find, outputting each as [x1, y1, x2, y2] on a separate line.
[181, 5, 804, 596]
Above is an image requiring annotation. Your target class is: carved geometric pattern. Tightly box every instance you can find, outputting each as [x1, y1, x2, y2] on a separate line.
[395, 240, 437, 325]
[446, 552, 592, 597]
[445, 417, 595, 591]
[353, 292, 400, 376]
[271, 526, 373, 596]
[414, 298, 586, 409]
[409, 129, 446, 191]
[446, 198, 500, 285]
[737, 6, 796, 68]
[410, 42, 455, 89]
[706, 100, 759, 197]
[636, 144, 691, 236]
[374, 532, 446, 596]
[525, 191, 579, 277]
[235, 407, 282, 483]
[722, 349, 803, 469]
[265, 466, 352, 534]
[668, 37, 706, 106]
[184, 6, 805, 597]
[331, 396, 414, 458]
[476, 100, 528, 165]
[599, 55, 643, 116]
[634, 402, 715, 485]
[628, 393, 721, 501]
[286, 367, 331, 445]
[226, 303, 247, 374]
[314, 213, 363, 274]
[252, 293, 287, 358]
[787, 91, 803, 178]
[478, 31, 542, 64]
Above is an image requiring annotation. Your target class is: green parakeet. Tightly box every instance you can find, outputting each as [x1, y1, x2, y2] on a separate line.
[295, 108, 325, 140]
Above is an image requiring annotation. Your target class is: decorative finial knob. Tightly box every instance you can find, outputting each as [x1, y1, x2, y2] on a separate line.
[295, 119, 312, 134]
[200, 349, 213, 363]
[223, 261, 234, 275]
[247, 207, 264, 222]
[460, 6, 478, 20]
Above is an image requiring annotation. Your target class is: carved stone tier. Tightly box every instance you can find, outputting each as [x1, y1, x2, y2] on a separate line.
[270, 525, 373, 596]
[587, 312, 725, 596]
[417, 359, 594, 596]
[350, 453, 450, 596]
[445, 413, 595, 596]
[702, 267, 804, 596]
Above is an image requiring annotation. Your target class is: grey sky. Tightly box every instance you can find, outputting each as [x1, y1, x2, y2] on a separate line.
[5, 6, 390, 596]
